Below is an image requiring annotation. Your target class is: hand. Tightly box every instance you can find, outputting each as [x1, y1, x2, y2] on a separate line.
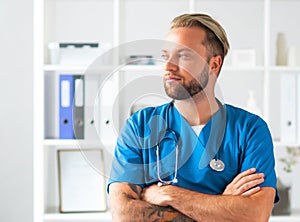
[223, 168, 264, 196]
[141, 183, 172, 207]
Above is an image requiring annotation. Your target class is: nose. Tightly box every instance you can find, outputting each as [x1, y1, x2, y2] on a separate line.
[164, 56, 179, 72]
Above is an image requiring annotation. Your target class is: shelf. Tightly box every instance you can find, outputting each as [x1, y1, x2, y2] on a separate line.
[44, 65, 88, 73]
[269, 66, 300, 72]
[44, 64, 266, 73]
[122, 65, 265, 72]
[120, 65, 162, 71]
[43, 139, 115, 148]
[121, 65, 266, 72]
[270, 209, 300, 222]
[44, 211, 112, 222]
[273, 141, 300, 148]
[222, 66, 265, 72]
[44, 65, 114, 73]
[44, 64, 164, 72]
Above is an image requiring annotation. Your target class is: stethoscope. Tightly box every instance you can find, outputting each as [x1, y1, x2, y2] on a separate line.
[156, 101, 225, 187]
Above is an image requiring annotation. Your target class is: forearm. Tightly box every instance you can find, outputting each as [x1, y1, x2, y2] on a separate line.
[110, 198, 194, 222]
[109, 182, 194, 222]
[167, 188, 252, 222]
[163, 186, 274, 222]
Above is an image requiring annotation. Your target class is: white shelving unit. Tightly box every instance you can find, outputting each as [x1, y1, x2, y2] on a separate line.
[33, 0, 300, 221]
[270, 209, 300, 222]
[44, 211, 112, 222]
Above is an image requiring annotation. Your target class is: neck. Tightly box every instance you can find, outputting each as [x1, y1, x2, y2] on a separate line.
[174, 92, 219, 126]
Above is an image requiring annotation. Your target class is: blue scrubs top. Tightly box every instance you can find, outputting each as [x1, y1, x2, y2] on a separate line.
[108, 102, 279, 202]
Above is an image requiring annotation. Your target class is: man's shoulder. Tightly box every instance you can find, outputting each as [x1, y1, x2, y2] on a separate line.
[131, 102, 170, 119]
[224, 103, 267, 127]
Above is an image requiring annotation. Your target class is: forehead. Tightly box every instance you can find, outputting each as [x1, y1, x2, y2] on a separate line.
[164, 27, 206, 52]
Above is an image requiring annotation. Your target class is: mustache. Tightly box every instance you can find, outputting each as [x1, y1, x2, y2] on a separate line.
[164, 72, 182, 78]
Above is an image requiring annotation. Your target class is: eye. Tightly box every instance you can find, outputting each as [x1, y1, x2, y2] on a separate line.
[178, 53, 191, 59]
[161, 53, 169, 61]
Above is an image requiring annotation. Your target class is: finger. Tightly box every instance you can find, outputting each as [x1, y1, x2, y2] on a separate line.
[241, 186, 261, 197]
[238, 177, 264, 193]
[234, 173, 264, 189]
[223, 176, 263, 196]
[231, 168, 257, 185]
[225, 174, 264, 195]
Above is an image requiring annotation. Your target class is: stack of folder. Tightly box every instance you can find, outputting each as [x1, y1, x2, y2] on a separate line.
[44, 73, 116, 142]
[59, 75, 84, 139]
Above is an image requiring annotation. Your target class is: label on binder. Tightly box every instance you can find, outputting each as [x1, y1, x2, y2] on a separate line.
[61, 80, 70, 107]
[74, 79, 84, 107]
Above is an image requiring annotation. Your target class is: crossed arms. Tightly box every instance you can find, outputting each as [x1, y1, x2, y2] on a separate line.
[109, 168, 276, 222]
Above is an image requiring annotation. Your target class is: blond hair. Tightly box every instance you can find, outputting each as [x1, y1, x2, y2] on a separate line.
[171, 13, 230, 59]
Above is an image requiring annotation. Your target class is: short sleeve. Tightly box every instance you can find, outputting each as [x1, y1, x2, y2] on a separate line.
[240, 117, 279, 203]
[107, 118, 146, 193]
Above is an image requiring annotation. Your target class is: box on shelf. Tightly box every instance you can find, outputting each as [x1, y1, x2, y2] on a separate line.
[48, 42, 112, 66]
[231, 49, 256, 67]
[126, 55, 155, 65]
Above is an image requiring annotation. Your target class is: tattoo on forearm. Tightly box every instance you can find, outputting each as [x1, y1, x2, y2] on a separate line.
[145, 205, 195, 222]
[147, 205, 174, 218]
[115, 183, 194, 221]
[122, 192, 136, 200]
[120, 183, 140, 200]
[127, 183, 139, 195]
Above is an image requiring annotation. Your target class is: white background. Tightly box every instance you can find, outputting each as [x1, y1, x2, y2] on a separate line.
[0, 0, 33, 221]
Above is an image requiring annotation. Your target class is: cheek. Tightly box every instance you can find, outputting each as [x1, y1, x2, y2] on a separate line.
[179, 61, 207, 79]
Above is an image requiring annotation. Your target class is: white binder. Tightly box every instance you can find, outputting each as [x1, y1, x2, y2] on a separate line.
[99, 105, 117, 145]
[297, 74, 300, 143]
[44, 72, 59, 139]
[280, 73, 297, 143]
[98, 77, 118, 146]
[84, 75, 101, 140]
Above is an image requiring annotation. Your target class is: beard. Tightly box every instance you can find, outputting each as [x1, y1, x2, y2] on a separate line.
[164, 65, 209, 100]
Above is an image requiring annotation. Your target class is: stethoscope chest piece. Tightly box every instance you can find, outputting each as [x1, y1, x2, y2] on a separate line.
[209, 159, 225, 172]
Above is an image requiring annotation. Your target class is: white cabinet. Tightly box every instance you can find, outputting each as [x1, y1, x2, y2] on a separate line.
[33, 0, 300, 221]
[270, 209, 300, 222]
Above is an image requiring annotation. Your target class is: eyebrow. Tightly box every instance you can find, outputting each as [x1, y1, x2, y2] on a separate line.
[161, 48, 194, 53]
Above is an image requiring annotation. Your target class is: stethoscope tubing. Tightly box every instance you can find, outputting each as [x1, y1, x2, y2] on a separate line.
[156, 101, 225, 186]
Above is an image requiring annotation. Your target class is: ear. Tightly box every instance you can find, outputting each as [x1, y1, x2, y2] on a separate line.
[209, 55, 222, 76]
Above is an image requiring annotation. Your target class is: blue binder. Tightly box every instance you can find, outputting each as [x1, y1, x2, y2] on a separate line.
[59, 75, 75, 139]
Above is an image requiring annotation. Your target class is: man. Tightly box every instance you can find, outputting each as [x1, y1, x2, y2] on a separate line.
[108, 13, 279, 222]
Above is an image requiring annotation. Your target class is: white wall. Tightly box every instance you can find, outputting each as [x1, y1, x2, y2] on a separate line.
[0, 0, 33, 221]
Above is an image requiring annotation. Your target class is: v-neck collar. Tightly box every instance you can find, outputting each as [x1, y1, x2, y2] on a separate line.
[170, 100, 227, 169]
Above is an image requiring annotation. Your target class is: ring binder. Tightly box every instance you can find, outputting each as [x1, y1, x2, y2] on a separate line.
[73, 75, 84, 139]
[59, 75, 75, 139]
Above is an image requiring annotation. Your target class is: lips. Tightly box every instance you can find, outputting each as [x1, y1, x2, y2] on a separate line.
[165, 74, 182, 82]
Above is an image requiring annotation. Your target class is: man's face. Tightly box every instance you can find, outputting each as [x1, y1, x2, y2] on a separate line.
[162, 27, 210, 100]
